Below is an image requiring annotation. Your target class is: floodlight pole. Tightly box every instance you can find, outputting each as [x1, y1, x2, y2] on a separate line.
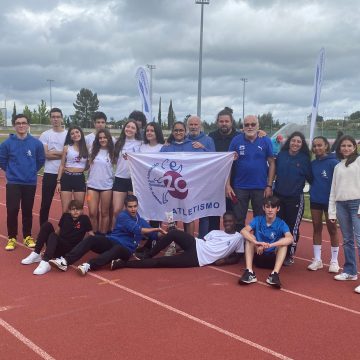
[196, 0, 210, 118]
[241, 78, 248, 121]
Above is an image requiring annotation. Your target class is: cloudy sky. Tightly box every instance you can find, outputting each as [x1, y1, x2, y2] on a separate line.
[0, 0, 359, 124]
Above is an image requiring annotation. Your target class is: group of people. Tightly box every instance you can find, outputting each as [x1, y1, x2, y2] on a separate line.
[0, 107, 359, 293]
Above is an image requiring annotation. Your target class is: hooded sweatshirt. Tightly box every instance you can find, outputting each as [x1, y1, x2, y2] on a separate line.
[0, 133, 45, 185]
[187, 131, 215, 151]
[310, 153, 339, 205]
[160, 138, 207, 152]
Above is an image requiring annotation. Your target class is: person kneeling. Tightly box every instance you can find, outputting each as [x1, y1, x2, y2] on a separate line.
[49, 195, 165, 276]
[111, 211, 244, 270]
[238, 196, 293, 288]
[21, 200, 93, 275]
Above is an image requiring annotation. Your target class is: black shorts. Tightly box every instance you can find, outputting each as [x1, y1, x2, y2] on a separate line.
[87, 187, 112, 193]
[310, 202, 329, 212]
[254, 253, 276, 269]
[112, 177, 133, 192]
[60, 172, 86, 192]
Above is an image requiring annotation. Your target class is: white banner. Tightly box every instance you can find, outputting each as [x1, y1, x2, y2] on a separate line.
[309, 48, 325, 143]
[127, 152, 234, 222]
[135, 67, 152, 122]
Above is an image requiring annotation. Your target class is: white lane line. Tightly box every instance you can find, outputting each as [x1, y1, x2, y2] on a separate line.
[87, 272, 293, 360]
[209, 267, 360, 315]
[0, 318, 56, 360]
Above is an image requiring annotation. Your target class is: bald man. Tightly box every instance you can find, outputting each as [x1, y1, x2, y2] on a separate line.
[186, 115, 215, 238]
[226, 115, 275, 231]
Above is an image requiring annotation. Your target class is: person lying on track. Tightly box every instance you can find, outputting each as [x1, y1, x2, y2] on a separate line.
[49, 194, 166, 275]
[110, 211, 244, 271]
[238, 196, 293, 289]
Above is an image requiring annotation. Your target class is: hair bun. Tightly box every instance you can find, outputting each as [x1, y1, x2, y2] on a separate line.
[224, 106, 233, 114]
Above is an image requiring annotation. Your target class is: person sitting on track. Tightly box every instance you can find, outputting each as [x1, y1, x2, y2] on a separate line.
[110, 211, 244, 271]
[21, 200, 93, 275]
[238, 196, 293, 288]
[49, 195, 166, 275]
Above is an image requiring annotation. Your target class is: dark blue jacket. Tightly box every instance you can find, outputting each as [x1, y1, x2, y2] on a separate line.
[0, 134, 45, 185]
[160, 138, 207, 152]
[310, 153, 339, 205]
[187, 132, 215, 151]
[274, 150, 313, 197]
[107, 210, 157, 253]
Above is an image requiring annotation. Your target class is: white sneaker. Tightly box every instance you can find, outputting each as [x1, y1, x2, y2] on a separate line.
[77, 263, 90, 276]
[33, 261, 51, 275]
[21, 252, 42, 265]
[354, 285, 360, 294]
[334, 272, 358, 281]
[164, 242, 176, 256]
[49, 257, 68, 271]
[328, 261, 340, 273]
[307, 259, 323, 271]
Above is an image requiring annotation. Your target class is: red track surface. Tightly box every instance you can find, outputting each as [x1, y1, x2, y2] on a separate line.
[0, 175, 359, 360]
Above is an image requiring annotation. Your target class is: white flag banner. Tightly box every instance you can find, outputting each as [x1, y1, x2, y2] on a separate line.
[135, 67, 152, 122]
[127, 152, 234, 223]
[309, 48, 325, 143]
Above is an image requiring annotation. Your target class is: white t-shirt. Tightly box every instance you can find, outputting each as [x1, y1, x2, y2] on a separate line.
[39, 129, 67, 174]
[115, 139, 142, 178]
[87, 149, 114, 190]
[85, 133, 96, 151]
[195, 231, 244, 267]
[139, 143, 163, 153]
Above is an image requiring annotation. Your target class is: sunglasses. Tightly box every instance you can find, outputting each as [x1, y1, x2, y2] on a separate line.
[244, 123, 257, 128]
[173, 129, 185, 133]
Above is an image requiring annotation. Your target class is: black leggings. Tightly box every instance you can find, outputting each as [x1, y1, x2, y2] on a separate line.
[34, 222, 76, 262]
[125, 230, 199, 268]
[64, 235, 131, 270]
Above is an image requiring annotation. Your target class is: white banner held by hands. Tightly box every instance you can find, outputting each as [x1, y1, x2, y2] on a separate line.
[127, 152, 234, 223]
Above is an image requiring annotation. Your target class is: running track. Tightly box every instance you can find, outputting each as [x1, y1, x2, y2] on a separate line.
[0, 175, 359, 360]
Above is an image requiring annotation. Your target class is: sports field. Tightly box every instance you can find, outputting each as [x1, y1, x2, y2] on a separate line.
[0, 174, 359, 360]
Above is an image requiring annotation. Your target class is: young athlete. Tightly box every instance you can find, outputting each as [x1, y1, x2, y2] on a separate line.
[85, 111, 108, 152]
[0, 114, 45, 251]
[56, 126, 89, 212]
[308, 136, 339, 272]
[21, 200, 93, 275]
[112, 120, 142, 224]
[39, 108, 67, 225]
[239, 196, 293, 288]
[328, 135, 360, 294]
[87, 129, 114, 234]
[49, 195, 165, 275]
[110, 211, 244, 270]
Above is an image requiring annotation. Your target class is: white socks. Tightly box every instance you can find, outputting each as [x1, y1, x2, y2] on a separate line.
[313, 245, 339, 263]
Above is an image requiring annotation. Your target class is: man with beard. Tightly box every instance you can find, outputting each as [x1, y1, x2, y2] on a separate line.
[208, 107, 240, 231]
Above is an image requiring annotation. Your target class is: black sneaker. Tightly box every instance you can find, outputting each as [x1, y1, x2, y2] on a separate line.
[238, 269, 257, 285]
[266, 272, 281, 288]
[283, 256, 294, 266]
[111, 259, 126, 270]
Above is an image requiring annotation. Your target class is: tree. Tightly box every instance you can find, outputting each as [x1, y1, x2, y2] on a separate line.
[32, 100, 49, 124]
[349, 111, 360, 121]
[23, 105, 32, 122]
[12, 102, 16, 122]
[258, 112, 273, 129]
[158, 97, 162, 127]
[72, 88, 99, 127]
[167, 99, 176, 130]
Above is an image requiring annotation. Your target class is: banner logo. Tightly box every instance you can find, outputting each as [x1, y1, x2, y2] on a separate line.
[148, 159, 189, 204]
